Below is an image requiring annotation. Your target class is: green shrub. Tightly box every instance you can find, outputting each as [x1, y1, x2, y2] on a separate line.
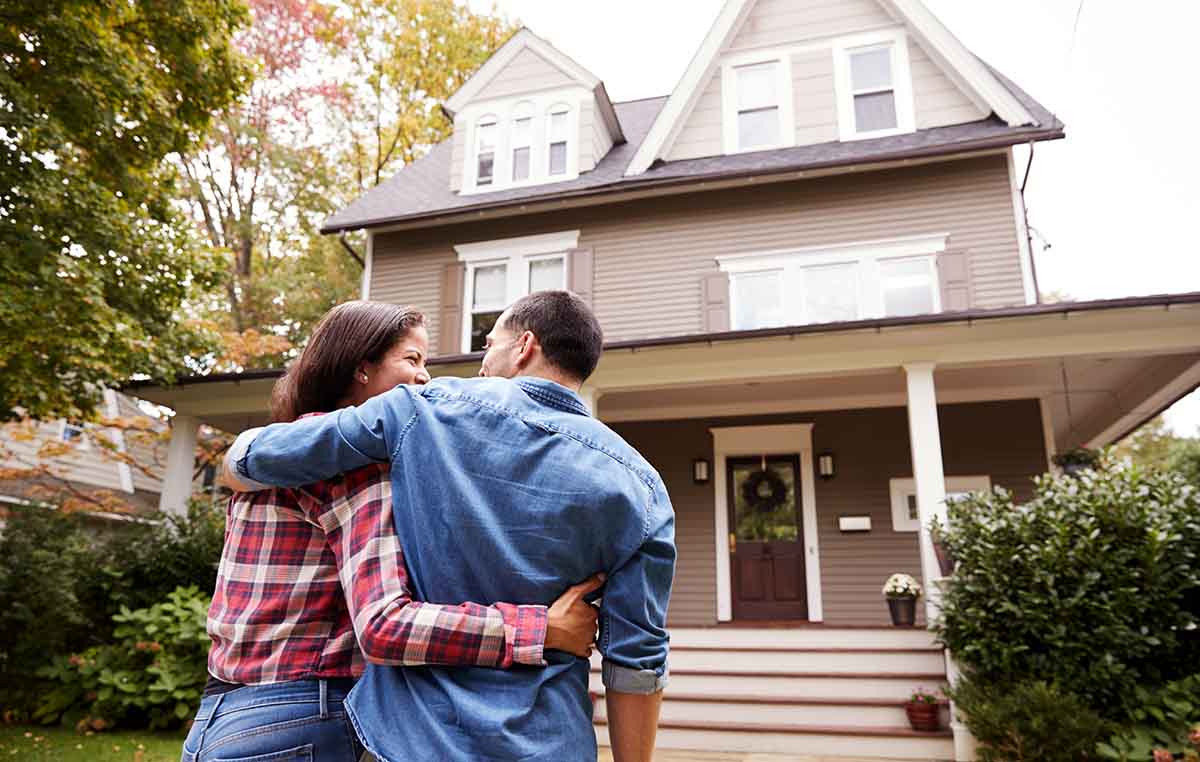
[1097, 674, 1200, 761]
[935, 462, 1200, 719]
[950, 678, 1112, 762]
[35, 586, 211, 730]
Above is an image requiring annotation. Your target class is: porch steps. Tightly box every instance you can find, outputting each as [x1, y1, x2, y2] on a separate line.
[591, 627, 954, 761]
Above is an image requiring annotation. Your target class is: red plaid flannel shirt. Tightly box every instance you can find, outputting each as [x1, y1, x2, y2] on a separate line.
[207, 462, 547, 684]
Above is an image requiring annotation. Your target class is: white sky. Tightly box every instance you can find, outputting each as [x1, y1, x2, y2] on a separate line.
[467, 0, 1200, 435]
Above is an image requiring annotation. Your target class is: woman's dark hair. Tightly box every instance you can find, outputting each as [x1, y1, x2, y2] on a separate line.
[270, 301, 425, 423]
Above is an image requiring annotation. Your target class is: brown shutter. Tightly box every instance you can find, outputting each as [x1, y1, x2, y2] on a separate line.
[567, 248, 594, 305]
[439, 261, 466, 355]
[702, 271, 731, 332]
[938, 250, 971, 313]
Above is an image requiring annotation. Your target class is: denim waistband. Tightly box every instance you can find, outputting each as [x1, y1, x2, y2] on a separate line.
[196, 678, 356, 721]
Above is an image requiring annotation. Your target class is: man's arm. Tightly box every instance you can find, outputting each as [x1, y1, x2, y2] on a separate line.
[222, 385, 419, 490]
[599, 480, 676, 762]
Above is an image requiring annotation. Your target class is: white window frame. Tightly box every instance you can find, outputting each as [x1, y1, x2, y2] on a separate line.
[832, 29, 916, 141]
[721, 49, 795, 155]
[890, 475, 991, 532]
[546, 103, 572, 177]
[718, 234, 948, 331]
[510, 101, 535, 182]
[473, 115, 499, 187]
[59, 421, 91, 450]
[455, 230, 579, 353]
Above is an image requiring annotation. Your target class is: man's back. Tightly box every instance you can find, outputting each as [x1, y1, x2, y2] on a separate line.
[239, 376, 675, 761]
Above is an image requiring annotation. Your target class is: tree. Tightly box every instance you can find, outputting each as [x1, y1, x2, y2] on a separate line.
[1114, 414, 1200, 484]
[0, 0, 249, 422]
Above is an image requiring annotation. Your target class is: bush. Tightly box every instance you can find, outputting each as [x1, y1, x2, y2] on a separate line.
[35, 586, 212, 730]
[936, 462, 1200, 719]
[1097, 674, 1200, 761]
[950, 678, 1112, 762]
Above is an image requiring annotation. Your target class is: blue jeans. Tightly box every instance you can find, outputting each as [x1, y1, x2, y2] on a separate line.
[181, 679, 363, 762]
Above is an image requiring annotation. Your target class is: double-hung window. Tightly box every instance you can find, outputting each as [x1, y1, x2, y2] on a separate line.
[721, 235, 947, 331]
[59, 421, 90, 450]
[547, 105, 570, 176]
[475, 117, 498, 186]
[456, 231, 578, 352]
[511, 103, 533, 182]
[722, 54, 794, 154]
[833, 30, 914, 140]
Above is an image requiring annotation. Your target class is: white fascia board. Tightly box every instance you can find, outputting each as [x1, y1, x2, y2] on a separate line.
[624, 0, 757, 177]
[883, 0, 1035, 127]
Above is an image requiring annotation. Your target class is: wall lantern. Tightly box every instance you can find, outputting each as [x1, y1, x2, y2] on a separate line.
[692, 458, 711, 484]
[818, 451, 836, 480]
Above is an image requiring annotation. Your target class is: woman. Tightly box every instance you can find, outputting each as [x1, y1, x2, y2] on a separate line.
[182, 301, 601, 762]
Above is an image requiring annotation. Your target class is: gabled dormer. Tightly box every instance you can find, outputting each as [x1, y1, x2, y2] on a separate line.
[445, 29, 624, 195]
[627, 0, 1038, 173]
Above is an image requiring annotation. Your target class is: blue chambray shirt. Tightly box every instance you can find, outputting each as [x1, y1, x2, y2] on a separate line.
[232, 376, 675, 761]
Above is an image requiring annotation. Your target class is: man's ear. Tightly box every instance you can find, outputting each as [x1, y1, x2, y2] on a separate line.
[515, 330, 538, 368]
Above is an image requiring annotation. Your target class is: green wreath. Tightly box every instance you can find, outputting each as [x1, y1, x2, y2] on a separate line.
[741, 469, 788, 514]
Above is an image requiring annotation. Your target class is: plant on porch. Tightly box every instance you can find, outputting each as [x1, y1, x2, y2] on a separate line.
[904, 686, 945, 732]
[882, 572, 923, 626]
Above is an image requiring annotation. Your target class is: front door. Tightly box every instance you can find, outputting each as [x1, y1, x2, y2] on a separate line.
[727, 455, 808, 620]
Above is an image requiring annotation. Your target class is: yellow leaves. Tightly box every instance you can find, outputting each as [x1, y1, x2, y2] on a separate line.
[217, 328, 292, 369]
[37, 440, 75, 459]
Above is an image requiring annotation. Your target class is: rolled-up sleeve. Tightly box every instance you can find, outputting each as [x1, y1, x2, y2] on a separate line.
[599, 480, 676, 694]
[235, 386, 419, 488]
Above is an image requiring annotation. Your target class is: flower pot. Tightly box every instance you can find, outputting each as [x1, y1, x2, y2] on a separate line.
[887, 596, 916, 627]
[905, 701, 941, 732]
[932, 539, 956, 577]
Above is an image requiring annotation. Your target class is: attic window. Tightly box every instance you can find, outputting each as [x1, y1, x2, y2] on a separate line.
[475, 118, 497, 186]
[735, 62, 780, 150]
[849, 46, 897, 132]
[547, 106, 569, 176]
[833, 30, 915, 140]
[511, 103, 534, 182]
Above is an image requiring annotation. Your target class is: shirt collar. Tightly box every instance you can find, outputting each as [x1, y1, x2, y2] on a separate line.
[514, 377, 591, 417]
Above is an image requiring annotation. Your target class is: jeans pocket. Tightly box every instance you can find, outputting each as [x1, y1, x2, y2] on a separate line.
[210, 744, 313, 762]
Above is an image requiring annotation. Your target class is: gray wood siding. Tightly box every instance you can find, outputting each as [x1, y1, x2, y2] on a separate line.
[610, 399, 1047, 627]
[909, 39, 987, 128]
[579, 100, 596, 173]
[0, 421, 124, 492]
[591, 101, 614, 170]
[668, 68, 723, 162]
[474, 47, 575, 101]
[371, 155, 1024, 353]
[727, 0, 897, 52]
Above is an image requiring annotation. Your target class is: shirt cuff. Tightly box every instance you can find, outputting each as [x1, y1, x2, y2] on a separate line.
[601, 660, 668, 694]
[228, 427, 273, 491]
[496, 603, 547, 667]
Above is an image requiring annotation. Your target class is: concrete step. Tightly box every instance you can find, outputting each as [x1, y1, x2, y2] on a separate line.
[663, 647, 946, 675]
[592, 693, 946, 728]
[589, 670, 946, 702]
[668, 627, 940, 651]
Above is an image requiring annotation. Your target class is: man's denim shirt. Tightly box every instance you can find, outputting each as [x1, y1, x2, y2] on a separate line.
[232, 376, 675, 761]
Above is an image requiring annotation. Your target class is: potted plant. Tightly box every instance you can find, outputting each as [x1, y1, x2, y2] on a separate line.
[929, 518, 955, 577]
[1052, 446, 1102, 476]
[882, 573, 922, 626]
[904, 687, 943, 732]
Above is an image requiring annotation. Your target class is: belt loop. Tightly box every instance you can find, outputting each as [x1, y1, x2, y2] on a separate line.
[319, 679, 329, 720]
[195, 692, 226, 752]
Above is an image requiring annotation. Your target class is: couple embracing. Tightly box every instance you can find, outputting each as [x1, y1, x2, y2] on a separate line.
[181, 291, 675, 762]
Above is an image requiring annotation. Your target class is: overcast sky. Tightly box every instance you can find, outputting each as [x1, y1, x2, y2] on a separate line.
[466, 0, 1200, 435]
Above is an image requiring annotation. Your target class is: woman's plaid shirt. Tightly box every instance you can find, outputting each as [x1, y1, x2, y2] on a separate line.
[206, 462, 548, 684]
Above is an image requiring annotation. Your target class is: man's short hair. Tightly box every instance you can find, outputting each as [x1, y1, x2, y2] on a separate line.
[502, 290, 604, 382]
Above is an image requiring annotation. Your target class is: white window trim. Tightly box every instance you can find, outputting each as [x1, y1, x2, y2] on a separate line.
[59, 420, 91, 451]
[711, 424, 822, 623]
[455, 231, 579, 353]
[721, 49, 796, 155]
[510, 102, 535, 183]
[889, 475, 991, 532]
[472, 115, 499, 188]
[832, 28, 916, 142]
[718, 234, 948, 329]
[104, 389, 135, 493]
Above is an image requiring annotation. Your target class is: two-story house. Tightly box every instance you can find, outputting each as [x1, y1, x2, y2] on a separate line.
[133, 1, 1200, 759]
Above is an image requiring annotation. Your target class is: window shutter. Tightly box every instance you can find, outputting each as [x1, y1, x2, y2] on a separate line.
[702, 271, 731, 332]
[938, 250, 971, 312]
[439, 261, 466, 355]
[567, 248, 594, 305]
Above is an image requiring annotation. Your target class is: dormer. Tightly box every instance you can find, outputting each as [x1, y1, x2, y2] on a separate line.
[445, 29, 624, 195]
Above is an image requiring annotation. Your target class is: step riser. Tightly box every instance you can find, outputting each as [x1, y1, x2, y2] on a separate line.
[669, 628, 940, 651]
[595, 726, 954, 761]
[591, 674, 941, 701]
[665, 649, 946, 674]
[593, 699, 915, 728]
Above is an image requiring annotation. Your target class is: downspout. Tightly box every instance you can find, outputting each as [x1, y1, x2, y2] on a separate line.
[338, 232, 365, 269]
[1019, 141, 1042, 303]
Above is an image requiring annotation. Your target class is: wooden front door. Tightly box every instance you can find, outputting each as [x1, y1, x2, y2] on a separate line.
[727, 455, 808, 620]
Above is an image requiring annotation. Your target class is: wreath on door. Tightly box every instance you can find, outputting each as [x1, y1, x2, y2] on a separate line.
[741, 468, 788, 514]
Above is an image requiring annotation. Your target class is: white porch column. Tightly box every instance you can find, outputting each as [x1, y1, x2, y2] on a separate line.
[158, 415, 199, 517]
[903, 363, 948, 621]
[578, 385, 601, 417]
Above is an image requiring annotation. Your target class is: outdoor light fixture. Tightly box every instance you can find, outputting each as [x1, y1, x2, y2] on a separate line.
[692, 458, 711, 484]
[818, 451, 836, 480]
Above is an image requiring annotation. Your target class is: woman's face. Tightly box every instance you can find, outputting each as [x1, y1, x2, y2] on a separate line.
[352, 325, 430, 406]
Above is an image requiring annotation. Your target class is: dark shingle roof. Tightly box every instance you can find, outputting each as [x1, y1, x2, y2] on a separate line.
[322, 69, 1062, 234]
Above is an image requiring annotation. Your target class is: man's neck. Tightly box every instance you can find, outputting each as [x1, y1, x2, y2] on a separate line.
[513, 368, 582, 393]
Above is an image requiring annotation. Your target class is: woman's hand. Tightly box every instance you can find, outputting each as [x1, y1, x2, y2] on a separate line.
[545, 573, 605, 658]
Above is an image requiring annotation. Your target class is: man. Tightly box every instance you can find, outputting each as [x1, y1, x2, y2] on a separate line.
[224, 291, 674, 762]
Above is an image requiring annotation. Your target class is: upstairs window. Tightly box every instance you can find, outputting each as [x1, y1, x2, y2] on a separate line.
[511, 103, 533, 182]
[475, 117, 497, 186]
[735, 62, 780, 150]
[547, 106, 569, 176]
[60, 421, 88, 448]
[834, 30, 915, 140]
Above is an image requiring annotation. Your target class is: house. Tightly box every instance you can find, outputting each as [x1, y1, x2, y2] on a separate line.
[131, 0, 1200, 759]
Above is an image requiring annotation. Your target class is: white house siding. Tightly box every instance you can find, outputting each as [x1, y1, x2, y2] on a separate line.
[450, 122, 464, 193]
[728, 0, 898, 52]
[909, 38, 987, 128]
[473, 47, 576, 102]
[591, 102, 614, 170]
[0, 420, 124, 492]
[579, 100, 596, 172]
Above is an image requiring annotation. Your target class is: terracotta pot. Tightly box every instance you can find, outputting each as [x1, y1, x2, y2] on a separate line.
[887, 596, 917, 626]
[905, 701, 941, 732]
[933, 539, 956, 577]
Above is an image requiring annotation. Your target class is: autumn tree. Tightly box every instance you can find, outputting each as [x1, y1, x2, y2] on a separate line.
[0, 0, 248, 422]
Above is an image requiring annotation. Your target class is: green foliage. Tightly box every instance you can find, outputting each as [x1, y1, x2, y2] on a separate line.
[949, 678, 1112, 762]
[1097, 675, 1200, 761]
[935, 462, 1200, 719]
[36, 586, 211, 730]
[0, 0, 248, 421]
[1115, 416, 1200, 486]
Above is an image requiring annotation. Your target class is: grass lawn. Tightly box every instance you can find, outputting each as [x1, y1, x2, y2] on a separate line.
[0, 725, 185, 761]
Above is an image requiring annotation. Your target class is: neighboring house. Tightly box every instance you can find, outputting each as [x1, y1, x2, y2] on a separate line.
[132, 1, 1200, 759]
